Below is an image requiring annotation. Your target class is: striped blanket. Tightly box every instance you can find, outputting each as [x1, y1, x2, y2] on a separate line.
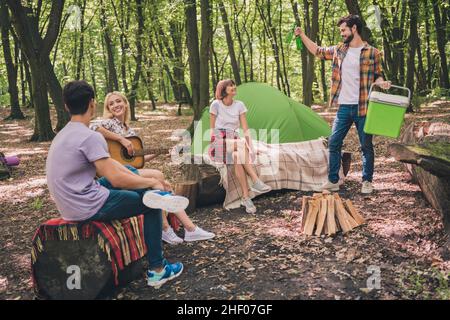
[204, 138, 343, 210]
[31, 216, 147, 286]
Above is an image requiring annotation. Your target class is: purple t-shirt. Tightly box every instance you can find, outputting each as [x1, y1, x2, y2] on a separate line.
[46, 121, 110, 221]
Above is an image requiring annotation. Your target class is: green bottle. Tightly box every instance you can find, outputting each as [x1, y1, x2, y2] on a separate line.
[296, 35, 304, 51]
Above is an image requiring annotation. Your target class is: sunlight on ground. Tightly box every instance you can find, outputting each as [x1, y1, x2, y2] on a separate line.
[374, 157, 398, 166]
[0, 176, 46, 204]
[0, 147, 48, 157]
[260, 210, 302, 239]
[0, 122, 33, 138]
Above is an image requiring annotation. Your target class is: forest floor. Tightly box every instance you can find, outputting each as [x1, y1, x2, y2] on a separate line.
[0, 99, 449, 300]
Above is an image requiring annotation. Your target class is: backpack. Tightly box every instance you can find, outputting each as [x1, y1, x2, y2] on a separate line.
[0, 152, 11, 180]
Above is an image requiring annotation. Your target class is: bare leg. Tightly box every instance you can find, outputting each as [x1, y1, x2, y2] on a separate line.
[233, 151, 250, 198]
[171, 210, 196, 232]
[162, 211, 170, 231]
[235, 140, 259, 182]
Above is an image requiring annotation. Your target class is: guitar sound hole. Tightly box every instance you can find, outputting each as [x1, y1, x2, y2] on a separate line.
[121, 147, 134, 161]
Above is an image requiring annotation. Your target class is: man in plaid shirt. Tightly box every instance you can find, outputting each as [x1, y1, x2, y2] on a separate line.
[295, 15, 391, 194]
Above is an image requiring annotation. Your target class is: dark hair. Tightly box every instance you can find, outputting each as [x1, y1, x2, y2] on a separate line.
[215, 79, 236, 100]
[337, 14, 363, 35]
[62, 80, 95, 115]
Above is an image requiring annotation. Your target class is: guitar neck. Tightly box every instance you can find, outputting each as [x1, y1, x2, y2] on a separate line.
[133, 148, 168, 157]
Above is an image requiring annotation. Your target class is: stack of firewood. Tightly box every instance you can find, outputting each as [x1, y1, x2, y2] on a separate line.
[301, 191, 365, 236]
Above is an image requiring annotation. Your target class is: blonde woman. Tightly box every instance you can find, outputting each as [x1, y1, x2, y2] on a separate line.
[91, 92, 215, 244]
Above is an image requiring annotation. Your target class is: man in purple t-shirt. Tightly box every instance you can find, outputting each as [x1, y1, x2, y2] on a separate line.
[46, 80, 184, 288]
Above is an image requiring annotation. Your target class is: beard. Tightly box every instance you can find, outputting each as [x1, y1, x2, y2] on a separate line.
[343, 33, 354, 44]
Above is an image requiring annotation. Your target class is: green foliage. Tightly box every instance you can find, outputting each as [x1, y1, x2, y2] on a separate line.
[0, 0, 448, 112]
[399, 267, 450, 300]
[31, 197, 43, 211]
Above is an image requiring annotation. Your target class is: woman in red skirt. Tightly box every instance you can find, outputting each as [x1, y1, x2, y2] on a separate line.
[209, 79, 271, 213]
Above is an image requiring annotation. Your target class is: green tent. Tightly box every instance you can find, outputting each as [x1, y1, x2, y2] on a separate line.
[191, 82, 331, 155]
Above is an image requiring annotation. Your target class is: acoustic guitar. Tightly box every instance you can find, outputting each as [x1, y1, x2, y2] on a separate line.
[107, 136, 169, 169]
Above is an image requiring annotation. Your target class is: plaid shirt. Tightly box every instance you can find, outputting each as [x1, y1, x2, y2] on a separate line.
[316, 42, 384, 116]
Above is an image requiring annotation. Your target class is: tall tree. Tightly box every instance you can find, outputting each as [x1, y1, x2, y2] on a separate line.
[199, 0, 213, 111]
[6, 0, 68, 141]
[128, 0, 144, 121]
[291, 0, 318, 106]
[406, 0, 419, 112]
[184, 0, 212, 122]
[258, 0, 287, 95]
[100, 0, 119, 92]
[218, 0, 241, 84]
[0, 1, 24, 120]
[75, 0, 87, 80]
[431, 0, 450, 89]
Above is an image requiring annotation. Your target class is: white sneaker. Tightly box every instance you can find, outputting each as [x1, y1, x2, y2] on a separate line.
[250, 180, 272, 193]
[143, 190, 189, 213]
[241, 197, 257, 214]
[361, 181, 373, 194]
[315, 180, 340, 192]
[184, 226, 215, 242]
[162, 226, 184, 245]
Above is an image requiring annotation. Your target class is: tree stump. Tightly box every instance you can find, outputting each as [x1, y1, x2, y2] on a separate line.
[32, 217, 147, 300]
[389, 121, 450, 234]
[175, 180, 199, 214]
[180, 161, 226, 207]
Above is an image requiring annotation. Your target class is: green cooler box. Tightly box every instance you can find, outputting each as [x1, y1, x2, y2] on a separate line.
[364, 84, 411, 138]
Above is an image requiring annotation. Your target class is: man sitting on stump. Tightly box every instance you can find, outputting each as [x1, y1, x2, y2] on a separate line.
[46, 80, 184, 289]
[296, 15, 392, 194]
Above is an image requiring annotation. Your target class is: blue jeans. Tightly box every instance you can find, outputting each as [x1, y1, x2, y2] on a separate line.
[328, 104, 374, 183]
[89, 165, 164, 270]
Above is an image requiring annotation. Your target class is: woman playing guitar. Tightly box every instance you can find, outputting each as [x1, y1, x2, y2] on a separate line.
[90, 92, 214, 244]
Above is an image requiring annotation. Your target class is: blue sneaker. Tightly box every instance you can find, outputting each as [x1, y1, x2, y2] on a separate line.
[142, 190, 189, 213]
[147, 261, 184, 289]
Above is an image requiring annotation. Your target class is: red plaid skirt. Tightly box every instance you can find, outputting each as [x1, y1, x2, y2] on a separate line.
[209, 129, 240, 164]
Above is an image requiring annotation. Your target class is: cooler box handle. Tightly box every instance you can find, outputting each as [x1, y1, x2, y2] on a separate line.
[369, 83, 411, 102]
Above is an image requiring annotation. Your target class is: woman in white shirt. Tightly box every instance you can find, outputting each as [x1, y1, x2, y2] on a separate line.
[209, 80, 271, 214]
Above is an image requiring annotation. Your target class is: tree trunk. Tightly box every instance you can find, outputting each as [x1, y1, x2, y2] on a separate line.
[0, 1, 24, 119]
[29, 61, 55, 141]
[218, 0, 241, 84]
[257, 0, 285, 94]
[7, 0, 65, 141]
[184, 0, 201, 115]
[75, 0, 86, 80]
[170, 21, 192, 105]
[233, 2, 248, 83]
[431, 0, 450, 89]
[128, 0, 144, 121]
[199, 0, 212, 113]
[391, 121, 450, 235]
[141, 45, 157, 110]
[23, 53, 33, 108]
[303, 0, 318, 106]
[19, 49, 27, 107]
[405, 0, 419, 112]
[88, 46, 98, 97]
[44, 56, 70, 131]
[416, 37, 428, 93]
[278, 0, 290, 97]
[100, 0, 119, 92]
[425, 0, 433, 89]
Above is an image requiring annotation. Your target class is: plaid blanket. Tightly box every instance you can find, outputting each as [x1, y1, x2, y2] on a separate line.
[203, 138, 343, 210]
[31, 216, 147, 287]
